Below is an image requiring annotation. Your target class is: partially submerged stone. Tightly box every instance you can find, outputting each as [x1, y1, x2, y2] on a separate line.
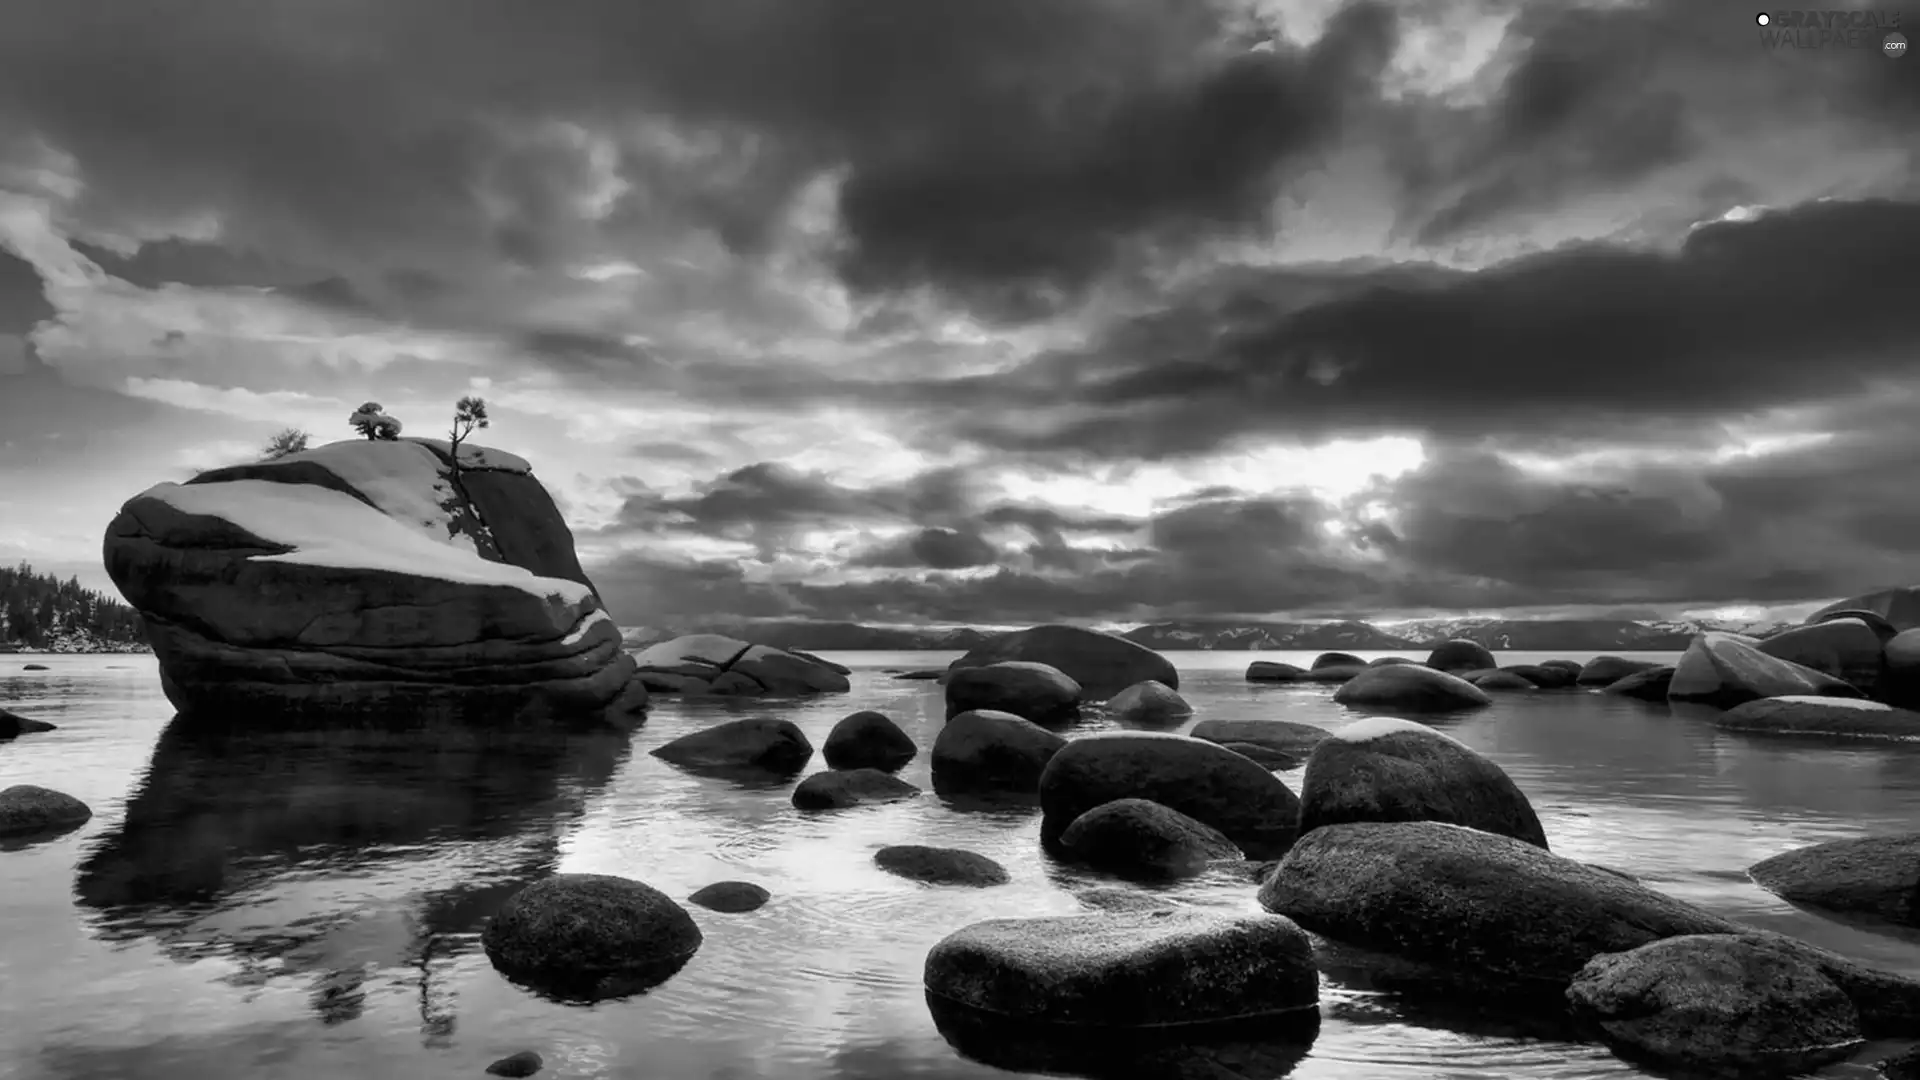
[822, 710, 916, 771]
[1188, 719, 1331, 756]
[1567, 935, 1863, 1073]
[634, 635, 850, 697]
[1331, 664, 1492, 713]
[945, 661, 1081, 725]
[1246, 661, 1306, 682]
[1749, 833, 1920, 928]
[875, 844, 1010, 887]
[948, 624, 1178, 697]
[0, 784, 91, 837]
[1716, 696, 1920, 740]
[924, 909, 1318, 1026]
[0, 706, 56, 740]
[1603, 665, 1675, 701]
[1426, 639, 1496, 672]
[650, 718, 813, 774]
[1057, 798, 1243, 881]
[687, 881, 771, 913]
[930, 709, 1067, 795]
[1104, 680, 1191, 726]
[1039, 732, 1300, 858]
[1578, 656, 1662, 687]
[791, 768, 921, 810]
[1296, 717, 1548, 848]
[481, 874, 702, 1002]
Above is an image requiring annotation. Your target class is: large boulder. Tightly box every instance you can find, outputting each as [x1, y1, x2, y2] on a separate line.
[822, 711, 917, 771]
[1258, 821, 1736, 987]
[930, 709, 1067, 795]
[923, 909, 1318, 1026]
[1056, 798, 1243, 880]
[101, 438, 646, 724]
[1038, 732, 1301, 858]
[1715, 696, 1920, 740]
[1567, 935, 1863, 1073]
[1886, 629, 1920, 708]
[1331, 664, 1492, 713]
[1295, 717, 1548, 848]
[1426, 639, 1496, 672]
[1756, 618, 1887, 695]
[1809, 586, 1920, 634]
[1103, 680, 1191, 726]
[791, 768, 921, 810]
[650, 718, 813, 774]
[944, 661, 1081, 724]
[1749, 833, 1920, 928]
[948, 624, 1178, 698]
[632, 635, 850, 697]
[1577, 656, 1662, 687]
[1188, 719, 1331, 757]
[1668, 633, 1865, 707]
[481, 874, 702, 1001]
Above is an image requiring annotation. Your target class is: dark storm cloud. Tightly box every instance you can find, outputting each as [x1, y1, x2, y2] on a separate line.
[923, 197, 1920, 460]
[850, 527, 999, 570]
[0, 0, 1406, 317]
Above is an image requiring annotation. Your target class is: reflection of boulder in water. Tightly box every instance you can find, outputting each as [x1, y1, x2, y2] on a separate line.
[926, 991, 1318, 1080]
[73, 714, 630, 1028]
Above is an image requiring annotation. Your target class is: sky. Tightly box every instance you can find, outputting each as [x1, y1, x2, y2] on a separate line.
[1, 0, 1917, 629]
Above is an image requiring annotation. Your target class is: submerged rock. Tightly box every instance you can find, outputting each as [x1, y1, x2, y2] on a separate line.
[650, 718, 813, 774]
[1567, 934, 1863, 1073]
[1057, 798, 1243, 881]
[687, 881, 771, 913]
[0, 784, 91, 837]
[1578, 656, 1662, 687]
[0, 706, 56, 739]
[1189, 719, 1331, 756]
[481, 874, 702, 1002]
[1603, 666, 1675, 701]
[822, 710, 916, 771]
[485, 1051, 545, 1078]
[1426, 639, 1496, 672]
[1715, 696, 1920, 740]
[1332, 665, 1492, 713]
[945, 661, 1081, 725]
[634, 635, 850, 697]
[924, 909, 1318, 1026]
[1295, 717, 1549, 848]
[1502, 663, 1577, 689]
[930, 709, 1066, 795]
[791, 768, 921, 810]
[948, 624, 1178, 698]
[1104, 680, 1191, 726]
[1038, 732, 1301, 858]
[875, 845, 1010, 887]
[1246, 661, 1307, 682]
[1749, 833, 1920, 929]
[102, 438, 646, 723]
[1669, 633, 1864, 707]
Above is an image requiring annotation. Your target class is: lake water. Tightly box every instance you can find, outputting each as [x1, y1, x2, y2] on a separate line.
[4, 649, 1920, 1080]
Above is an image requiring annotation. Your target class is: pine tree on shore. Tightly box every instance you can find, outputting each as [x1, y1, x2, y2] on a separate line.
[0, 563, 146, 650]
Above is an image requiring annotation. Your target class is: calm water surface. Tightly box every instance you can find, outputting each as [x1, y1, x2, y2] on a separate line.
[4, 650, 1920, 1080]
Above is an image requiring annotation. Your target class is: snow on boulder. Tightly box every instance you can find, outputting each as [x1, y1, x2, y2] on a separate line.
[102, 437, 645, 724]
[1668, 633, 1866, 708]
[1714, 696, 1920, 740]
[631, 635, 850, 696]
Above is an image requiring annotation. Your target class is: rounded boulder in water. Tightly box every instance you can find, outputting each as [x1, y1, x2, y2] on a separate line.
[822, 710, 917, 771]
[481, 874, 702, 1003]
[1104, 680, 1191, 727]
[1295, 717, 1548, 848]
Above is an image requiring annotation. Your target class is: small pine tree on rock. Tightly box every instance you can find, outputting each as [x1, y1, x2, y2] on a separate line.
[348, 402, 403, 441]
[448, 395, 489, 473]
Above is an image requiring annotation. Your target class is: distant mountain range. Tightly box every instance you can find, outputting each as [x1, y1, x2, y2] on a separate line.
[622, 615, 1797, 654]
